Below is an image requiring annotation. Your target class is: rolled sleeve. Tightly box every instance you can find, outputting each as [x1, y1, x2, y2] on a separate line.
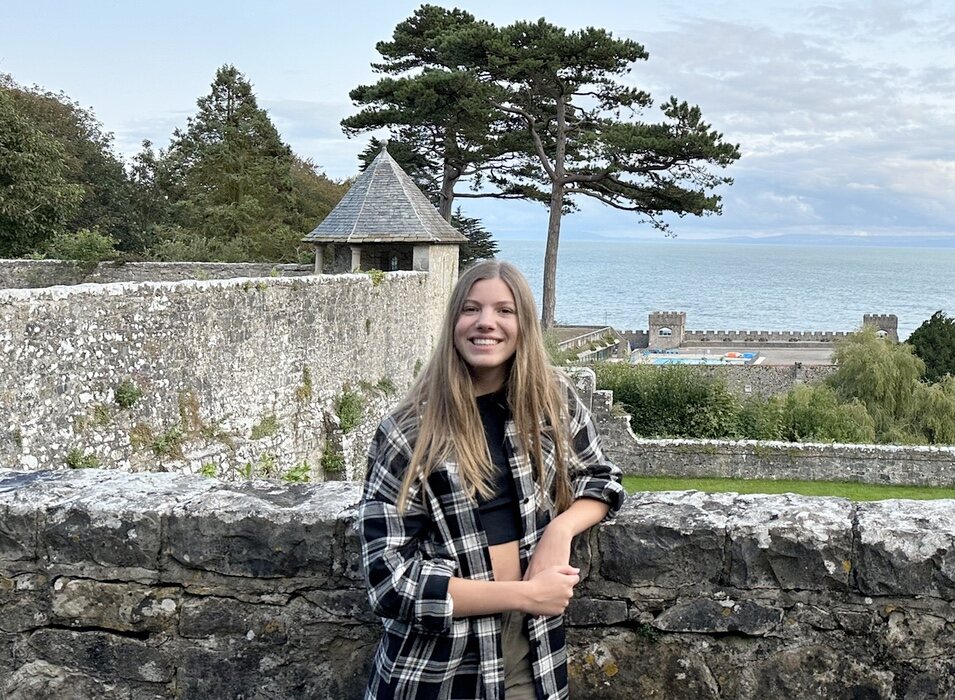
[415, 558, 456, 631]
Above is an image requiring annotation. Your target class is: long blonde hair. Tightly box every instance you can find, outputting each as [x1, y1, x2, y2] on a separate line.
[395, 260, 574, 512]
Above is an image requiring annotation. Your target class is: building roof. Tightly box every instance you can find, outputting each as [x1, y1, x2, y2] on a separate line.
[301, 148, 467, 245]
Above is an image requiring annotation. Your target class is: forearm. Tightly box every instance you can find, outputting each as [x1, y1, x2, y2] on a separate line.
[449, 566, 581, 618]
[448, 577, 529, 617]
[549, 497, 610, 538]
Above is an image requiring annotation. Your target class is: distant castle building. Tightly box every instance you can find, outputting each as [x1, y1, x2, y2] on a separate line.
[617, 311, 900, 352]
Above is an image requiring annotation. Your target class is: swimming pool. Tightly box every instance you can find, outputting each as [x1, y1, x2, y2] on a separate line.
[633, 351, 760, 366]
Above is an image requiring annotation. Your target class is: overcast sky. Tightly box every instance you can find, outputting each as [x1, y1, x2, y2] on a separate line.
[3, 0, 954, 243]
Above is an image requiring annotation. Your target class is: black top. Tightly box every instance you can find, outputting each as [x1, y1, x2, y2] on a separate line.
[475, 388, 522, 545]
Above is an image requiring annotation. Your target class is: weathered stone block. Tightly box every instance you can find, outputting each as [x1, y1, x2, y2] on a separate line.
[38, 470, 216, 581]
[718, 643, 894, 699]
[856, 500, 955, 597]
[2, 660, 137, 700]
[339, 503, 367, 583]
[0, 470, 58, 567]
[597, 491, 732, 589]
[179, 595, 290, 642]
[0, 573, 52, 633]
[653, 596, 783, 635]
[568, 630, 725, 699]
[284, 620, 380, 698]
[300, 588, 377, 623]
[883, 609, 955, 661]
[0, 631, 16, 680]
[51, 579, 180, 633]
[727, 494, 853, 590]
[162, 481, 359, 586]
[27, 628, 176, 683]
[566, 597, 629, 627]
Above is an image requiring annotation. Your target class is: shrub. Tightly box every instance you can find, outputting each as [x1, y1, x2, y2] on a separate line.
[775, 384, 875, 443]
[114, 379, 142, 409]
[321, 449, 345, 475]
[336, 388, 364, 433]
[250, 414, 278, 440]
[65, 448, 99, 469]
[737, 397, 784, 441]
[594, 363, 741, 438]
[543, 331, 579, 366]
[45, 228, 118, 262]
[283, 462, 311, 483]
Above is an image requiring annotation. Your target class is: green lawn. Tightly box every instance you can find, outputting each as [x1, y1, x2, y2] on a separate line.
[623, 475, 955, 501]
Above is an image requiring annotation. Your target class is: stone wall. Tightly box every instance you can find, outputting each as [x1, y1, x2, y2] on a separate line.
[0, 259, 313, 289]
[0, 272, 438, 481]
[589, 387, 955, 487]
[691, 363, 835, 398]
[2, 468, 954, 699]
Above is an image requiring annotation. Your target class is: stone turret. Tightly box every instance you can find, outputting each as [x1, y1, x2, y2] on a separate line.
[648, 311, 686, 350]
[301, 147, 466, 275]
[301, 147, 466, 344]
[862, 314, 899, 342]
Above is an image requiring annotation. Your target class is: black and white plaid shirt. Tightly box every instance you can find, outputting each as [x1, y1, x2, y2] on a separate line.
[358, 376, 625, 699]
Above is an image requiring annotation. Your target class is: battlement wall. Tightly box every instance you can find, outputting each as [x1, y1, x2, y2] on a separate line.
[683, 329, 853, 344]
[2, 468, 952, 699]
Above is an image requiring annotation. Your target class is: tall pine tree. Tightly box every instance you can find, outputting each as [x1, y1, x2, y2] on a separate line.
[159, 65, 296, 261]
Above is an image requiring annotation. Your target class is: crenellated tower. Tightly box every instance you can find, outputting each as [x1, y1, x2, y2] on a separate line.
[648, 311, 686, 350]
[862, 314, 899, 342]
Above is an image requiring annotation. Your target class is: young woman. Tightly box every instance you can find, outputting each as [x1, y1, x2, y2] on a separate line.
[358, 261, 624, 699]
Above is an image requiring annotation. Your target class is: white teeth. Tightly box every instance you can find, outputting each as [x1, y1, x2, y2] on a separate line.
[472, 338, 499, 346]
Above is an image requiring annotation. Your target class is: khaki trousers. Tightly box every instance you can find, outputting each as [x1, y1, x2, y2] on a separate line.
[502, 611, 537, 699]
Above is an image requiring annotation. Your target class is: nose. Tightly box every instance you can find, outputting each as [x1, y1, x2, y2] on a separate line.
[476, 307, 496, 329]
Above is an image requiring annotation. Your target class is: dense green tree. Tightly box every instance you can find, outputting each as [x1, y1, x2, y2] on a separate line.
[154, 65, 348, 263]
[288, 156, 350, 233]
[1, 74, 136, 251]
[443, 19, 741, 328]
[126, 139, 170, 252]
[0, 89, 83, 256]
[915, 375, 955, 444]
[907, 310, 955, 382]
[343, 6, 538, 221]
[159, 65, 296, 261]
[453, 208, 499, 267]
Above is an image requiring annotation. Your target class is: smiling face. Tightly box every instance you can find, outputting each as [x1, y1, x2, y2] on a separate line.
[453, 276, 519, 394]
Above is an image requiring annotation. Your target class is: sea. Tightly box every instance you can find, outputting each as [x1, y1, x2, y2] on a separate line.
[495, 239, 955, 340]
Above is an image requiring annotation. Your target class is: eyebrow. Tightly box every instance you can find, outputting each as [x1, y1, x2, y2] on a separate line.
[462, 298, 515, 306]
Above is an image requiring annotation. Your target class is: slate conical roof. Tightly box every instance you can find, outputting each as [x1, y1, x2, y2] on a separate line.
[302, 148, 467, 245]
